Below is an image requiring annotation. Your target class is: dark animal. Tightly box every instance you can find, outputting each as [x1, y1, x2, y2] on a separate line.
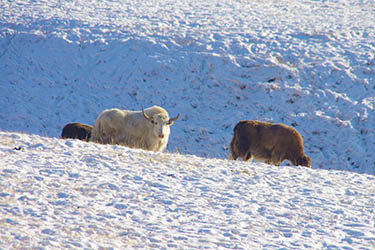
[60, 122, 93, 142]
[229, 120, 311, 167]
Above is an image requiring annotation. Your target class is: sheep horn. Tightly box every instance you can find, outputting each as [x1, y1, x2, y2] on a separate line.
[169, 113, 180, 124]
[142, 105, 152, 121]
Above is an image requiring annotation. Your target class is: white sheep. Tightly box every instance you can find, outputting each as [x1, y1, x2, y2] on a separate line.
[91, 105, 180, 152]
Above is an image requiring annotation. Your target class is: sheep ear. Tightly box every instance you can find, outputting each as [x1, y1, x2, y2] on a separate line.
[167, 121, 174, 126]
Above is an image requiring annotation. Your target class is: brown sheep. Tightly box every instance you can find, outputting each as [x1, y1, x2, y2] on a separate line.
[60, 122, 93, 142]
[229, 120, 311, 167]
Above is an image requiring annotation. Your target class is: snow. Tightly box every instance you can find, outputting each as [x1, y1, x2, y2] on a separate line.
[0, 0, 375, 248]
[1, 132, 375, 249]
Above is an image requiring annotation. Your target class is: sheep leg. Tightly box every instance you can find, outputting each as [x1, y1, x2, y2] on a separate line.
[271, 151, 283, 166]
[241, 151, 252, 161]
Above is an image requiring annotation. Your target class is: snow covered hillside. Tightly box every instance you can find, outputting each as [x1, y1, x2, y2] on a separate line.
[1, 132, 375, 249]
[1, 1, 375, 248]
[1, 0, 374, 174]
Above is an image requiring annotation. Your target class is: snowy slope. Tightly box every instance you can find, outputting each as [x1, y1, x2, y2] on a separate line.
[1, 0, 374, 174]
[1, 131, 375, 249]
[0, 0, 375, 248]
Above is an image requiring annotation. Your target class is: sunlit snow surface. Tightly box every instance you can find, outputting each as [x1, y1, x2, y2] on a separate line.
[1, 132, 375, 249]
[1, 0, 375, 248]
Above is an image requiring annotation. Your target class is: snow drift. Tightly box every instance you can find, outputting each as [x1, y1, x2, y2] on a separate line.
[1, 132, 374, 249]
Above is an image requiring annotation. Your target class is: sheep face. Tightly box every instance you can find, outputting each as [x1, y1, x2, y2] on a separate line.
[296, 155, 312, 168]
[148, 114, 171, 140]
